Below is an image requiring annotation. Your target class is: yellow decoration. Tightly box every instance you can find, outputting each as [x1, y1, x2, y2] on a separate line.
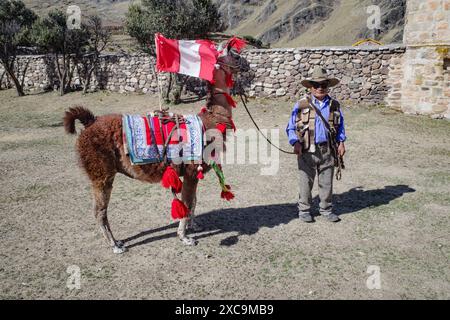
[435, 46, 449, 58]
[352, 38, 383, 46]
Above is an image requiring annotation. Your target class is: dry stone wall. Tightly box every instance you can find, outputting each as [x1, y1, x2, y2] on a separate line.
[0, 45, 406, 106]
[243, 45, 405, 104]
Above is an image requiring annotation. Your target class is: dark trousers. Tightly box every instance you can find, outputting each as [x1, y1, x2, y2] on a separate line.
[297, 143, 334, 216]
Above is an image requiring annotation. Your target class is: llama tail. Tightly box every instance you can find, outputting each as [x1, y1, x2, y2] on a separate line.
[63, 106, 96, 134]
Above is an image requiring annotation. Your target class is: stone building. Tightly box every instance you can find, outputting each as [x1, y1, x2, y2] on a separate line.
[386, 0, 450, 118]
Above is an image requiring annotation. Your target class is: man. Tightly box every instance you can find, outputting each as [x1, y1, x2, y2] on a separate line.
[286, 66, 346, 223]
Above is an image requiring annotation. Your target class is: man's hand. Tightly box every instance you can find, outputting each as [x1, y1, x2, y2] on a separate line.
[294, 141, 302, 155]
[338, 142, 345, 157]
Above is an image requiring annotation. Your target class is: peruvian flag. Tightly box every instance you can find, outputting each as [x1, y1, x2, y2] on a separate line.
[155, 33, 219, 82]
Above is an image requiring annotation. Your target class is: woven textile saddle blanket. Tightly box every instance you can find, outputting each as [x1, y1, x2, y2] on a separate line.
[123, 113, 204, 165]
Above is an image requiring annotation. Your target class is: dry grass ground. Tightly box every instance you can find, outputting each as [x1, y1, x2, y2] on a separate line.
[0, 89, 449, 299]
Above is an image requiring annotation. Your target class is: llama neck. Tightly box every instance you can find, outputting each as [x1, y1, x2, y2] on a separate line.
[199, 89, 233, 131]
[198, 68, 234, 130]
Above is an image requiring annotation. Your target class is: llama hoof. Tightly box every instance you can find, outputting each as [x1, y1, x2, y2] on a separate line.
[113, 245, 127, 254]
[116, 240, 125, 248]
[180, 237, 197, 246]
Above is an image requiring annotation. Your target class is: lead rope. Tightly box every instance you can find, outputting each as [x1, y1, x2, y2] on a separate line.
[239, 94, 296, 155]
[336, 157, 343, 181]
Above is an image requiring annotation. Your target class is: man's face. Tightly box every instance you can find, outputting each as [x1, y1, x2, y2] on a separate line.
[310, 81, 329, 100]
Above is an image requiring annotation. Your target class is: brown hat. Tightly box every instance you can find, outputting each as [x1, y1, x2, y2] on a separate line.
[301, 66, 340, 88]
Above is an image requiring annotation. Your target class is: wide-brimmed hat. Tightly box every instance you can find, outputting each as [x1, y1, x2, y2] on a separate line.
[301, 66, 340, 88]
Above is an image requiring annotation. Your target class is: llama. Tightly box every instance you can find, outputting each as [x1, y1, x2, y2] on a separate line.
[64, 47, 246, 253]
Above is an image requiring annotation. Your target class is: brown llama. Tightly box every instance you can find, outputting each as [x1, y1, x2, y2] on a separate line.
[64, 51, 245, 254]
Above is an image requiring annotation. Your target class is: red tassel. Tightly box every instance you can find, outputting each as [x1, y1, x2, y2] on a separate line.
[221, 185, 235, 201]
[227, 37, 247, 53]
[216, 123, 227, 134]
[197, 170, 204, 180]
[161, 166, 183, 193]
[221, 190, 235, 201]
[200, 106, 208, 114]
[225, 73, 234, 88]
[223, 92, 236, 108]
[171, 198, 190, 219]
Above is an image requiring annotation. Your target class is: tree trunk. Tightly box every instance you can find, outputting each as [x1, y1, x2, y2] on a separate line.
[5, 65, 25, 96]
[19, 58, 31, 91]
[83, 61, 96, 94]
[54, 54, 65, 96]
[11, 74, 25, 96]
[64, 58, 74, 94]
[1, 58, 25, 96]
[0, 70, 5, 90]
[165, 73, 173, 103]
[172, 75, 181, 105]
[59, 71, 66, 96]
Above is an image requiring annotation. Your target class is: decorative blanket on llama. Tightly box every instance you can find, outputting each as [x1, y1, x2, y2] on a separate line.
[122, 113, 204, 165]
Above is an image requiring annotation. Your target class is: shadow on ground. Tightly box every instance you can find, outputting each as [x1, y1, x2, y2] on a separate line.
[333, 184, 415, 215]
[124, 184, 415, 249]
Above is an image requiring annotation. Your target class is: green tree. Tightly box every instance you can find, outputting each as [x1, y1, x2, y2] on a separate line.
[0, 0, 37, 96]
[127, 0, 224, 55]
[31, 9, 90, 96]
[126, 0, 224, 103]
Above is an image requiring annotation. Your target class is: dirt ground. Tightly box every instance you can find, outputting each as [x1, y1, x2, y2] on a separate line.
[0, 89, 449, 299]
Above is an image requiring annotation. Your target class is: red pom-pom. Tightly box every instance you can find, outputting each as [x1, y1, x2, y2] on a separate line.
[200, 107, 208, 114]
[221, 190, 235, 201]
[197, 170, 204, 180]
[171, 198, 190, 219]
[161, 166, 183, 193]
[227, 37, 247, 53]
[216, 123, 227, 134]
[221, 185, 234, 201]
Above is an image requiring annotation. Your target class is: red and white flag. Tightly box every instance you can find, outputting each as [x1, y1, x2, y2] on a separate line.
[155, 33, 219, 82]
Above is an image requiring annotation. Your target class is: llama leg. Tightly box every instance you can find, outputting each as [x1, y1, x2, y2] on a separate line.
[93, 177, 126, 254]
[178, 176, 198, 246]
[187, 193, 203, 232]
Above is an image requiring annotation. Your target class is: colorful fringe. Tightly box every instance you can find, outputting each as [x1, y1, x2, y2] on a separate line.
[210, 161, 235, 201]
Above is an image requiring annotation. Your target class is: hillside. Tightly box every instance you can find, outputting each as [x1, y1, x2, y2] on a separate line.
[219, 0, 406, 46]
[22, 0, 131, 26]
[23, 0, 406, 47]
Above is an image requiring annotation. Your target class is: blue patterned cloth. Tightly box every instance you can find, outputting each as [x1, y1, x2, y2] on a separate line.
[123, 113, 204, 165]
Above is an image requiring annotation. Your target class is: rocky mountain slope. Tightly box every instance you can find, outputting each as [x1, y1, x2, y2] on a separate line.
[218, 0, 406, 46]
[23, 0, 406, 47]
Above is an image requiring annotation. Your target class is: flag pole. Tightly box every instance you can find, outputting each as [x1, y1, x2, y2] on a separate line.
[156, 71, 163, 112]
[154, 34, 164, 112]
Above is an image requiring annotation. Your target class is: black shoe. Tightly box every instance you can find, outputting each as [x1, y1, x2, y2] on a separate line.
[299, 213, 314, 223]
[324, 213, 341, 222]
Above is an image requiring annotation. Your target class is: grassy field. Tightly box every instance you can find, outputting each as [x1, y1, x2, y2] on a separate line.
[0, 88, 449, 299]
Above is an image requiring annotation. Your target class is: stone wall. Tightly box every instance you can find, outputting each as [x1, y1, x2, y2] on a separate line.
[0, 54, 169, 94]
[387, 0, 450, 118]
[1, 45, 406, 105]
[243, 45, 405, 104]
